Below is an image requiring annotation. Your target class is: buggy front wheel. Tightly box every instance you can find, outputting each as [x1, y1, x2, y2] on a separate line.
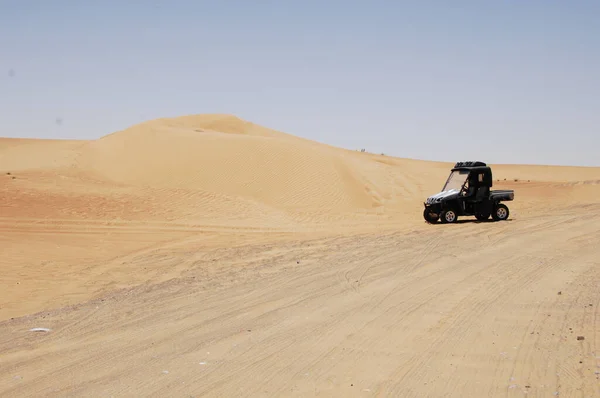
[440, 209, 458, 224]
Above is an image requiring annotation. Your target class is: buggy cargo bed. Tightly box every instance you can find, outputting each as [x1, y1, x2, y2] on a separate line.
[490, 190, 514, 201]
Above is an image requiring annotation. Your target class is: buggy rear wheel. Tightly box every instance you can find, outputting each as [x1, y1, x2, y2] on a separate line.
[492, 203, 509, 221]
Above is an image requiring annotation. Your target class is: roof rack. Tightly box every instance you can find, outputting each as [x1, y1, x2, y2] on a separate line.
[454, 161, 487, 168]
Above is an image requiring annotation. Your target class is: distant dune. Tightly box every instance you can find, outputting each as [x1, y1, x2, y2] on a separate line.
[2, 115, 598, 226]
[1, 115, 433, 228]
[2, 113, 599, 231]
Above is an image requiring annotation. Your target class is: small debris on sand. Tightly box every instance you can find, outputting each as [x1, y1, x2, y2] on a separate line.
[29, 328, 51, 333]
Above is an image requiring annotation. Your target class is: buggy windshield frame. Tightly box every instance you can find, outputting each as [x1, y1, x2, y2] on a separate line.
[442, 170, 469, 192]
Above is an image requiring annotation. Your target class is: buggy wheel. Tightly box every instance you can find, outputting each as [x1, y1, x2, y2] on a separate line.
[492, 203, 509, 221]
[423, 208, 439, 223]
[440, 209, 458, 224]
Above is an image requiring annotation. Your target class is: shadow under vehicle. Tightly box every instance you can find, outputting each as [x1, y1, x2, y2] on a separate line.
[423, 161, 514, 224]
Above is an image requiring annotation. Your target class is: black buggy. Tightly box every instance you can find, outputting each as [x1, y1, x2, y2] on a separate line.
[423, 161, 514, 224]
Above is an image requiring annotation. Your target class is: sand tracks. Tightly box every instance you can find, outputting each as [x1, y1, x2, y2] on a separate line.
[1, 206, 599, 397]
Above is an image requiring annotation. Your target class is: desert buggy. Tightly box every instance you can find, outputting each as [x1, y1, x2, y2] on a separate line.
[423, 161, 514, 224]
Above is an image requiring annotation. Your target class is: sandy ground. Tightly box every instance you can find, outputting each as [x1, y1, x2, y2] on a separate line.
[1, 114, 599, 397]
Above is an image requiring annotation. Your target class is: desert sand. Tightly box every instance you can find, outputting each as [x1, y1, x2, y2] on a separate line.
[1, 114, 599, 397]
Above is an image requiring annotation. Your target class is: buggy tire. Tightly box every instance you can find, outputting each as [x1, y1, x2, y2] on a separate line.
[423, 208, 439, 223]
[492, 203, 509, 221]
[440, 209, 458, 224]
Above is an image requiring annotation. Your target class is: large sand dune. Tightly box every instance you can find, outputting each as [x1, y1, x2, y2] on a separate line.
[1, 114, 599, 397]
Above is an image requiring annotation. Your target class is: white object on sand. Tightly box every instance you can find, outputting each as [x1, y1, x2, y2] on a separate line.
[29, 328, 51, 332]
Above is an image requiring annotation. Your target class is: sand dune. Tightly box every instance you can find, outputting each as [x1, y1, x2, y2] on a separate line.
[82, 120, 374, 213]
[1, 114, 599, 397]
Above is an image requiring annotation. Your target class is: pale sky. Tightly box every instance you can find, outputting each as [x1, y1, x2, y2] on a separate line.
[2, 1, 599, 166]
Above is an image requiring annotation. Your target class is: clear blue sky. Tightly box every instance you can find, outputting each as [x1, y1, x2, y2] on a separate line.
[2, 1, 599, 166]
